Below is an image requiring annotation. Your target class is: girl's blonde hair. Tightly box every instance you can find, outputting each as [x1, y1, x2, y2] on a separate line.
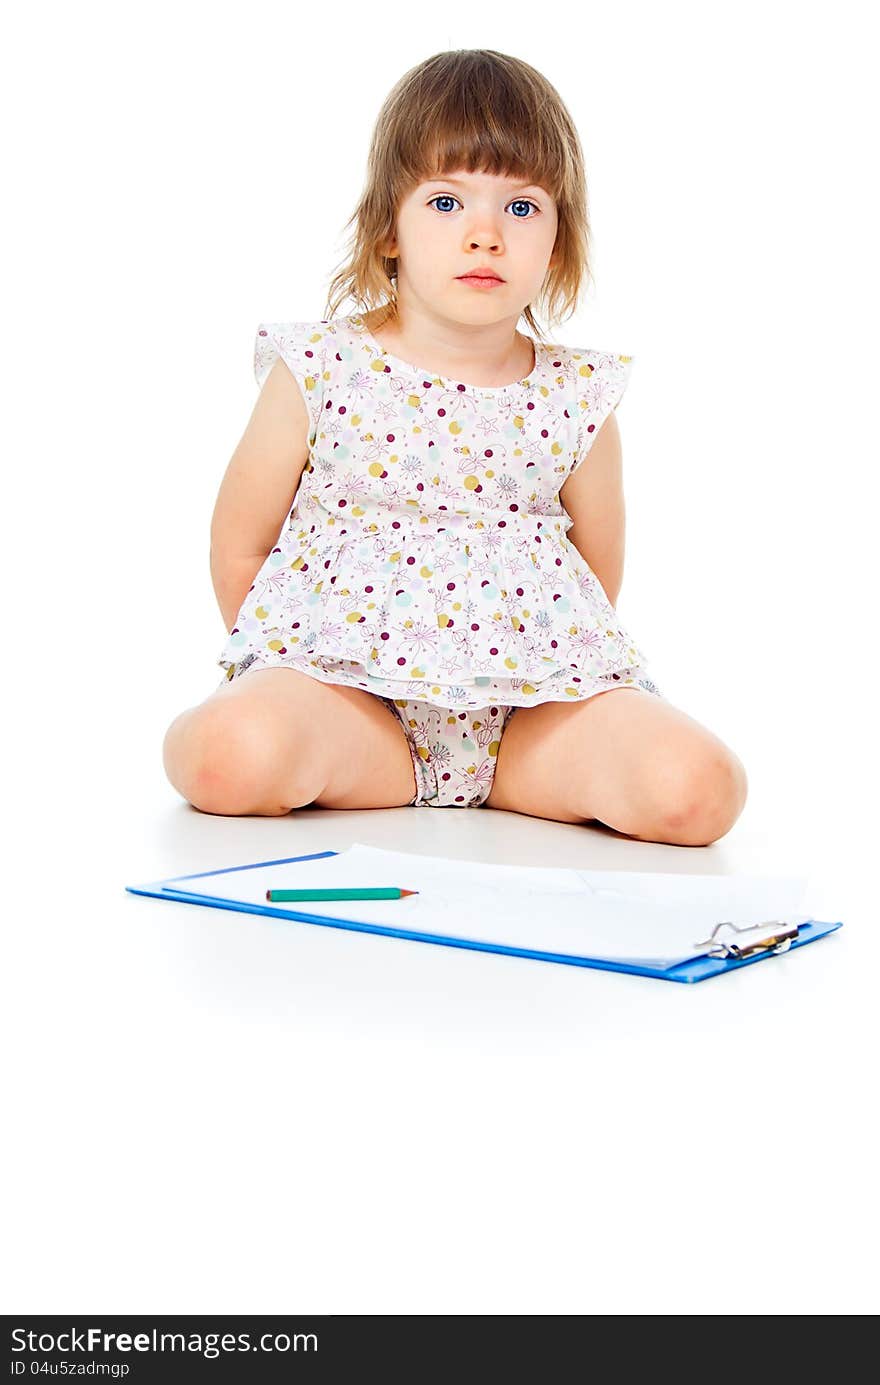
[323, 49, 593, 343]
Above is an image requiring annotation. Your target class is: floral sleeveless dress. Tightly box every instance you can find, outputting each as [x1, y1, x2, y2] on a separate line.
[216, 312, 661, 717]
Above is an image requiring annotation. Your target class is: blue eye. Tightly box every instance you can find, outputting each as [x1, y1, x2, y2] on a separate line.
[427, 195, 539, 218]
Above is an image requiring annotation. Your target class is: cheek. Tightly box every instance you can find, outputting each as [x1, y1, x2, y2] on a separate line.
[403, 224, 447, 265]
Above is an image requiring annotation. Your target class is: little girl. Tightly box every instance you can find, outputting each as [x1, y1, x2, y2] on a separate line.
[163, 48, 748, 846]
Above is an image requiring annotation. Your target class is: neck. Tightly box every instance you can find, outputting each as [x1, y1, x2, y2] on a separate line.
[362, 306, 535, 386]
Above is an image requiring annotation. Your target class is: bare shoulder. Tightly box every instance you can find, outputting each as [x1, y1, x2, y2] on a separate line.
[210, 358, 312, 559]
[259, 354, 311, 415]
[559, 409, 621, 505]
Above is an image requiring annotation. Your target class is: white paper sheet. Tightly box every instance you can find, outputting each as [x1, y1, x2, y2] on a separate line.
[164, 843, 811, 969]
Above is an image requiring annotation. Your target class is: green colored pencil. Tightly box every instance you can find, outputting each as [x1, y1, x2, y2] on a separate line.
[266, 887, 418, 902]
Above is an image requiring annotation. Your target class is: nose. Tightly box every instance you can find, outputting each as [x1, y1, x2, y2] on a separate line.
[466, 220, 504, 252]
[464, 211, 505, 253]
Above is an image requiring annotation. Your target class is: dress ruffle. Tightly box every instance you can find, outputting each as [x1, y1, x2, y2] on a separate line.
[217, 516, 654, 710]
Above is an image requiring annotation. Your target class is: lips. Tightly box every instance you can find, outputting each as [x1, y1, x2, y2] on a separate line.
[457, 269, 504, 282]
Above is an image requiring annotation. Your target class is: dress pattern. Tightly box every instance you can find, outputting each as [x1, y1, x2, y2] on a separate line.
[380, 696, 518, 808]
[217, 313, 661, 712]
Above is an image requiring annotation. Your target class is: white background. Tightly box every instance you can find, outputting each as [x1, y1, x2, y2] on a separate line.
[3, 0, 878, 1314]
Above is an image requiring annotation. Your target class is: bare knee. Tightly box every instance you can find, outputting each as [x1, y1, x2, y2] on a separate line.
[655, 747, 749, 846]
[162, 704, 323, 816]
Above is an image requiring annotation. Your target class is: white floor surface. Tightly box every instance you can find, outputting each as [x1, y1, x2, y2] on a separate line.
[5, 677, 878, 1315]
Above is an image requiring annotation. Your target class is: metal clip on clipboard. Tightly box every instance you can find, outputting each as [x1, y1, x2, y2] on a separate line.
[694, 918, 801, 960]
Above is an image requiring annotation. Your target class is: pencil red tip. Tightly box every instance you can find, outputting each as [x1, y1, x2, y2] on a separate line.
[399, 889, 418, 897]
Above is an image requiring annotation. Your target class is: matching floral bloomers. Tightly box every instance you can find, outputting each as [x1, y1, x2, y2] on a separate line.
[216, 312, 662, 806]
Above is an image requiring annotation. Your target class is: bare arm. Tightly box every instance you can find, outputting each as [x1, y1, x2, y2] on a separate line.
[558, 411, 626, 608]
[210, 356, 312, 630]
[212, 553, 271, 634]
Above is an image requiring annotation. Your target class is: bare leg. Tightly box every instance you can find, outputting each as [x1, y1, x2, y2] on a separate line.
[163, 667, 417, 815]
[484, 688, 748, 846]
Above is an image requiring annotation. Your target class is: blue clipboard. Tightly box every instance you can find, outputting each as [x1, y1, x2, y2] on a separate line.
[126, 850, 843, 985]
